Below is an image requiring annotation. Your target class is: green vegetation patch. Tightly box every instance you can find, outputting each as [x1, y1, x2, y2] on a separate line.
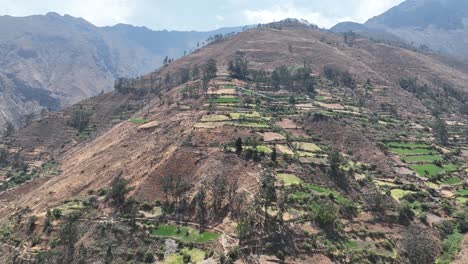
[151, 224, 219, 243]
[277, 173, 303, 186]
[306, 184, 354, 206]
[436, 232, 464, 264]
[208, 97, 240, 104]
[390, 189, 415, 202]
[402, 155, 442, 163]
[230, 111, 270, 121]
[389, 148, 436, 155]
[129, 118, 148, 124]
[442, 177, 462, 185]
[456, 189, 468, 197]
[58, 200, 87, 215]
[227, 121, 270, 128]
[295, 142, 321, 152]
[385, 142, 431, 149]
[410, 164, 459, 178]
[200, 115, 230, 122]
[163, 248, 206, 264]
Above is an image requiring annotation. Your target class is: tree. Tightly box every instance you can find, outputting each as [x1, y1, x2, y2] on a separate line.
[191, 64, 200, 80]
[235, 137, 243, 155]
[228, 52, 249, 80]
[203, 59, 217, 80]
[316, 201, 338, 232]
[399, 225, 442, 264]
[194, 189, 207, 229]
[271, 145, 277, 162]
[211, 175, 227, 215]
[398, 201, 415, 225]
[180, 68, 191, 84]
[59, 212, 81, 263]
[434, 117, 449, 146]
[4, 121, 15, 137]
[105, 245, 113, 264]
[329, 150, 341, 180]
[106, 173, 133, 209]
[69, 108, 91, 132]
[259, 172, 276, 221]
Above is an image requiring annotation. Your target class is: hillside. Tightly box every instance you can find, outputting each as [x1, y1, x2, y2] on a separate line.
[331, 0, 468, 59]
[0, 12, 243, 132]
[0, 20, 467, 263]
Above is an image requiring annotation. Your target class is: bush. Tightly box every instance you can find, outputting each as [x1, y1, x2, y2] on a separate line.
[144, 252, 154, 263]
[183, 253, 191, 263]
[398, 202, 415, 225]
[141, 201, 153, 212]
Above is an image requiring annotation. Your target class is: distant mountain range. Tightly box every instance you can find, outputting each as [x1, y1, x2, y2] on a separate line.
[0, 12, 244, 131]
[331, 0, 468, 57]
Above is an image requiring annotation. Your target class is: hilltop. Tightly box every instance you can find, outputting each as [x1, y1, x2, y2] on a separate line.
[0, 20, 467, 263]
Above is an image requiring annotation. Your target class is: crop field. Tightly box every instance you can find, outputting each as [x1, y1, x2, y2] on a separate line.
[390, 189, 415, 201]
[151, 224, 219, 243]
[208, 97, 240, 104]
[410, 164, 459, 178]
[388, 147, 436, 155]
[402, 154, 442, 163]
[295, 142, 321, 152]
[163, 248, 206, 264]
[277, 173, 303, 186]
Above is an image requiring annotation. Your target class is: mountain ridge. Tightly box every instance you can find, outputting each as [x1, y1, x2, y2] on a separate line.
[0, 13, 245, 132]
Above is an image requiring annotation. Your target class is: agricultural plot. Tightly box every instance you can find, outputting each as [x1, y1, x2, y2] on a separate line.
[151, 224, 219, 243]
[277, 173, 303, 186]
[295, 142, 321, 152]
[163, 248, 206, 264]
[390, 189, 415, 202]
[208, 97, 240, 104]
[401, 154, 442, 163]
[410, 164, 459, 178]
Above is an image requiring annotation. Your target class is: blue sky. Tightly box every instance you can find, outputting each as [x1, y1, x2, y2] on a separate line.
[0, 0, 405, 31]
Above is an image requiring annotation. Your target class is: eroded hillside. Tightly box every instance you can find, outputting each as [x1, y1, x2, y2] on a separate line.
[0, 21, 467, 264]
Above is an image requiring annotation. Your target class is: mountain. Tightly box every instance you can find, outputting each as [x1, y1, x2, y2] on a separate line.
[331, 0, 468, 58]
[0, 20, 467, 263]
[0, 12, 244, 132]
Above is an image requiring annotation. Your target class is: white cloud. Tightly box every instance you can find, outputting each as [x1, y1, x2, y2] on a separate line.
[243, 4, 352, 28]
[242, 0, 405, 28]
[216, 15, 225, 21]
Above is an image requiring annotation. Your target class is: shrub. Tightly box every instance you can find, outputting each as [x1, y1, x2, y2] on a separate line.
[144, 252, 154, 263]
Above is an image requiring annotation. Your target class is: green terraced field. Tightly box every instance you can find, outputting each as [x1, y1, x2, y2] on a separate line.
[389, 148, 436, 155]
[385, 142, 431, 148]
[208, 97, 240, 104]
[277, 173, 303, 186]
[390, 189, 415, 201]
[151, 225, 219, 243]
[410, 164, 459, 178]
[296, 142, 321, 152]
[163, 248, 205, 264]
[402, 155, 442, 163]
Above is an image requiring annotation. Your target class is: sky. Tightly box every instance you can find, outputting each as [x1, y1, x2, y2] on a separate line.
[0, 0, 405, 31]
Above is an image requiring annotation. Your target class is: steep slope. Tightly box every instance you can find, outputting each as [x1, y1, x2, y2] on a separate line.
[0, 12, 244, 132]
[0, 21, 467, 263]
[331, 0, 468, 59]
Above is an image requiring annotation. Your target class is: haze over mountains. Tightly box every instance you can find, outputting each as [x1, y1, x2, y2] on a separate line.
[332, 0, 468, 58]
[0, 12, 243, 131]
